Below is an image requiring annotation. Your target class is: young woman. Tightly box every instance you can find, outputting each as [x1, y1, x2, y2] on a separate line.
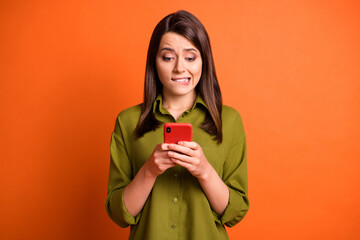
[106, 10, 249, 240]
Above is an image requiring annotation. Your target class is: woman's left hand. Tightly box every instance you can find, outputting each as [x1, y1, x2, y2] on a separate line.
[167, 141, 211, 180]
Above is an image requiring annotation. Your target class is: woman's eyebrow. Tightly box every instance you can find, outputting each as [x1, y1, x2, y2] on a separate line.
[184, 48, 198, 52]
[159, 47, 174, 52]
[159, 47, 198, 52]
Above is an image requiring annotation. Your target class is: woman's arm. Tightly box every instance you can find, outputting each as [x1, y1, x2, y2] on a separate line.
[167, 141, 229, 215]
[197, 165, 229, 216]
[123, 143, 176, 217]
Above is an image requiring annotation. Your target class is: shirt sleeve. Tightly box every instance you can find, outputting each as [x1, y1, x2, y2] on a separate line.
[215, 112, 249, 227]
[105, 115, 141, 227]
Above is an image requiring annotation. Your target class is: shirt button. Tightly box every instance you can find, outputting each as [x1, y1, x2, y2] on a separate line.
[171, 224, 176, 229]
[174, 172, 179, 178]
[173, 197, 178, 203]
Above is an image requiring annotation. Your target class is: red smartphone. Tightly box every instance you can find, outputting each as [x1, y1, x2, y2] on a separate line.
[164, 123, 193, 143]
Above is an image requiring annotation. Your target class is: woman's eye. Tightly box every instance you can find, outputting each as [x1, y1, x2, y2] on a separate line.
[162, 56, 173, 61]
[186, 57, 196, 62]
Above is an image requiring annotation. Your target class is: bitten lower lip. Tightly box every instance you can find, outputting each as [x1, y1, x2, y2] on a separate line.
[171, 77, 191, 85]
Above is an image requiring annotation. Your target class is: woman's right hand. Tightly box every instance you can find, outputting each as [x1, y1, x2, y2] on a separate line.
[123, 143, 175, 217]
[144, 143, 176, 178]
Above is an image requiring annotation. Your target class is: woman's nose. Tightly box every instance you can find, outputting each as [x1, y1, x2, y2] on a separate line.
[174, 58, 186, 73]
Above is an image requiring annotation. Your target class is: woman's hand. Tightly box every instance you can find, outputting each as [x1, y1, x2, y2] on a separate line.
[144, 143, 177, 178]
[124, 143, 175, 217]
[167, 141, 212, 180]
[167, 141, 229, 215]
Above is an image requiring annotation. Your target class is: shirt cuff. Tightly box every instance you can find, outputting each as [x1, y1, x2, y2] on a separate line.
[106, 188, 142, 227]
[212, 187, 249, 227]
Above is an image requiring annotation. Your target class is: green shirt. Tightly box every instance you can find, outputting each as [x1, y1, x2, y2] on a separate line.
[105, 95, 249, 240]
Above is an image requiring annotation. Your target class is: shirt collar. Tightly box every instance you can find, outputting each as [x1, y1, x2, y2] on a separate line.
[152, 94, 208, 114]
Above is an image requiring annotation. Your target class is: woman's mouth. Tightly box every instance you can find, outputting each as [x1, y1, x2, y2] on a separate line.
[172, 77, 191, 85]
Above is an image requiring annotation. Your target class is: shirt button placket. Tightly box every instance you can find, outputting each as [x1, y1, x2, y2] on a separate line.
[169, 168, 181, 239]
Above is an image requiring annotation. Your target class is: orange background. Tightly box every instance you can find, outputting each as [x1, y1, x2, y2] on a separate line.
[1, 0, 359, 239]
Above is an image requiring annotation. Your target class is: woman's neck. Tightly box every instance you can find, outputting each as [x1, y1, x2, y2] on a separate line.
[162, 91, 197, 120]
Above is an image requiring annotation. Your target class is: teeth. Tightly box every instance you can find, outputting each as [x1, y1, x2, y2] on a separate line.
[174, 78, 190, 82]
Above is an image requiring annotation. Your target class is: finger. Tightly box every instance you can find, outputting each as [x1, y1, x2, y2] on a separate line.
[154, 158, 177, 169]
[155, 154, 174, 163]
[162, 162, 177, 167]
[157, 143, 170, 151]
[168, 151, 193, 163]
[170, 157, 193, 170]
[178, 141, 200, 150]
[162, 157, 177, 167]
[168, 144, 194, 156]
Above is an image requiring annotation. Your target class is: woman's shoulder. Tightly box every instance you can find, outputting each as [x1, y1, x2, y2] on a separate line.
[222, 105, 242, 120]
[116, 104, 142, 123]
[222, 105, 245, 131]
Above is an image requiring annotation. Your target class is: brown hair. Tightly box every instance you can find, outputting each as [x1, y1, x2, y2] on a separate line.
[135, 10, 223, 143]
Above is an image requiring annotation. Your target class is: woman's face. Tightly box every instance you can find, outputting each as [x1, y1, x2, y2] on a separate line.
[156, 32, 202, 99]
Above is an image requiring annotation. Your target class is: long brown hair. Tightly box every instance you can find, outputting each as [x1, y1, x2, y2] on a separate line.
[135, 10, 223, 143]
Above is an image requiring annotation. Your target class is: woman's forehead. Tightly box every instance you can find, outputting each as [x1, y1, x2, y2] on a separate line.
[158, 32, 199, 52]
